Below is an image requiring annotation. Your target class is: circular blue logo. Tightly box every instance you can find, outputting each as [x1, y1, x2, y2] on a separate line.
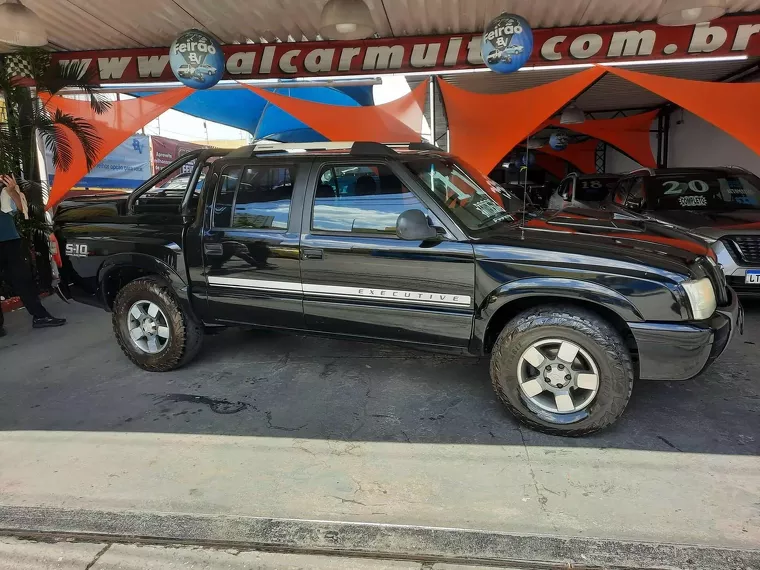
[170, 29, 225, 90]
[481, 13, 533, 74]
[549, 132, 569, 151]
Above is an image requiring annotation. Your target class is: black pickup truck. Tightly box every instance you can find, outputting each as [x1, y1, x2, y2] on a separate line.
[54, 142, 741, 436]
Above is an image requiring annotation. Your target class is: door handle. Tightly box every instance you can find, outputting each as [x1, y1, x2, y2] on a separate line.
[302, 248, 323, 260]
[204, 243, 224, 256]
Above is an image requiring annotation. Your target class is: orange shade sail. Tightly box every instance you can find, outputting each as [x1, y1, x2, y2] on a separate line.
[439, 66, 605, 175]
[42, 87, 193, 209]
[240, 79, 428, 143]
[533, 153, 568, 180]
[606, 66, 760, 161]
[539, 138, 599, 174]
[551, 109, 657, 168]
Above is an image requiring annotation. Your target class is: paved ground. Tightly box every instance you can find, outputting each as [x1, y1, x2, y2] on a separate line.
[0, 297, 758, 566]
[0, 536, 470, 570]
[2, 297, 758, 453]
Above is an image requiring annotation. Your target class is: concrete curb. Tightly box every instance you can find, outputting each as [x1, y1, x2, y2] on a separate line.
[0, 506, 758, 569]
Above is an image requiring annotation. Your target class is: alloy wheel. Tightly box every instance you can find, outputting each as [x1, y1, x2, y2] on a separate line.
[126, 300, 171, 354]
[516, 338, 600, 414]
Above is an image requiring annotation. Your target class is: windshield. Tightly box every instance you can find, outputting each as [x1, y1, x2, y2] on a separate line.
[646, 172, 760, 210]
[404, 157, 520, 230]
[575, 176, 618, 202]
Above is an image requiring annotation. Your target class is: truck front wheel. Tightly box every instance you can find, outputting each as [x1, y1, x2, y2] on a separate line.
[490, 305, 634, 436]
[112, 277, 203, 372]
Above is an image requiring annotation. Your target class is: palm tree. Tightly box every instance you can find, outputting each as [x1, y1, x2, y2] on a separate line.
[0, 47, 110, 290]
[1, 47, 110, 186]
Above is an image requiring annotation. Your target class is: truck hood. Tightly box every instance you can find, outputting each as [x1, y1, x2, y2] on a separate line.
[640, 209, 760, 239]
[54, 193, 130, 222]
[475, 208, 712, 277]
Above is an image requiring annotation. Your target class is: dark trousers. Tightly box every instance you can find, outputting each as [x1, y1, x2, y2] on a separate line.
[0, 238, 49, 327]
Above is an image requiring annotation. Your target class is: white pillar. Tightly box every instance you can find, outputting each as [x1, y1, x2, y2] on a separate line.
[428, 77, 435, 145]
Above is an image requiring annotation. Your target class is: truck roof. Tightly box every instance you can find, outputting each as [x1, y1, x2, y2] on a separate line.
[226, 141, 447, 160]
[625, 166, 756, 177]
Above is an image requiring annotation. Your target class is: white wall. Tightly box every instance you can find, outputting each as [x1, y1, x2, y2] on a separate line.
[668, 110, 760, 175]
[603, 111, 760, 176]
[606, 146, 645, 173]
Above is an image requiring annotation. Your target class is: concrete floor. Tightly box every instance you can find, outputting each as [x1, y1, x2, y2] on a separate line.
[1, 297, 758, 452]
[1, 536, 473, 570]
[0, 297, 758, 564]
[0, 537, 441, 570]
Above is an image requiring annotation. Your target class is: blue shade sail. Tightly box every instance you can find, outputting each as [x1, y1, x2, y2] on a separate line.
[132, 85, 373, 142]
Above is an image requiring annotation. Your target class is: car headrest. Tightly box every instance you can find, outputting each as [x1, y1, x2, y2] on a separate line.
[379, 174, 402, 195]
[354, 175, 377, 196]
[316, 184, 335, 198]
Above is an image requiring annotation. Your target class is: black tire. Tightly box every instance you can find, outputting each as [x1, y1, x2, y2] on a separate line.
[490, 305, 634, 437]
[112, 277, 203, 372]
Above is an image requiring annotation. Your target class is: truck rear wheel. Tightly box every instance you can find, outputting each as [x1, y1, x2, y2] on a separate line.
[490, 305, 634, 436]
[112, 277, 203, 372]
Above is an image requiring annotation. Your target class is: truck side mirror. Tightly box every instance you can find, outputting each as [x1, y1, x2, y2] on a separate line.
[396, 209, 438, 241]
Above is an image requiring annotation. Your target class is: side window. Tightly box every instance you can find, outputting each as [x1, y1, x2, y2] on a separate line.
[137, 154, 200, 203]
[557, 180, 569, 199]
[232, 165, 294, 230]
[212, 166, 242, 228]
[613, 179, 631, 205]
[317, 168, 339, 197]
[144, 161, 196, 195]
[312, 163, 426, 235]
[625, 178, 646, 208]
[186, 163, 211, 212]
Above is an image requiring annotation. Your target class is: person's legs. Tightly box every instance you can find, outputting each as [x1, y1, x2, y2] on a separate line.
[0, 242, 8, 333]
[0, 239, 49, 319]
[0, 239, 64, 329]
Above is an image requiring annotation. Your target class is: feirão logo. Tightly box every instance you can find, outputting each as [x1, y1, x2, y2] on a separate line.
[169, 29, 225, 89]
[481, 13, 534, 73]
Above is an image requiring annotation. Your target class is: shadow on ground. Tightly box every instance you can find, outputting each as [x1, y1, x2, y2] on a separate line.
[1, 297, 758, 455]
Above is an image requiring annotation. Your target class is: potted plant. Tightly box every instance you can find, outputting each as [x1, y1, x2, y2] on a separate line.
[0, 47, 109, 293]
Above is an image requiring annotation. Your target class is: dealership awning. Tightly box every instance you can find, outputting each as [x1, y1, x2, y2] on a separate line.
[7, 1, 759, 117]
[4, 0, 759, 52]
[9, 0, 760, 205]
[432, 58, 759, 111]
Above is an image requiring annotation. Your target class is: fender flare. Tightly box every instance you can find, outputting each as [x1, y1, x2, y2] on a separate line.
[97, 253, 198, 321]
[474, 277, 645, 353]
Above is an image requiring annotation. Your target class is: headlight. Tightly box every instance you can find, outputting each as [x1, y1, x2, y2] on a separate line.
[681, 277, 717, 320]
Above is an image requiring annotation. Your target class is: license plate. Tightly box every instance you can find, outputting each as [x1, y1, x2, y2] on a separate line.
[746, 270, 760, 284]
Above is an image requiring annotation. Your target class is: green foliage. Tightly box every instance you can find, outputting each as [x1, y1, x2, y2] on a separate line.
[0, 47, 111, 189]
[0, 48, 109, 289]
[13, 180, 52, 244]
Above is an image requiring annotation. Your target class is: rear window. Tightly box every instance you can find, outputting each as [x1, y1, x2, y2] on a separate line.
[575, 177, 618, 202]
[646, 173, 760, 210]
[212, 164, 295, 229]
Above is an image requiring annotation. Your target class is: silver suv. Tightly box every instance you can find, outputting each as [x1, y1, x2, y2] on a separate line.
[604, 167, 760, 297]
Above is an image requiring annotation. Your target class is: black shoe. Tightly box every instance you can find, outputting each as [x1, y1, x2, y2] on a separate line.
[0, 327, 5, 338]
[32, 316, 66, 329]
